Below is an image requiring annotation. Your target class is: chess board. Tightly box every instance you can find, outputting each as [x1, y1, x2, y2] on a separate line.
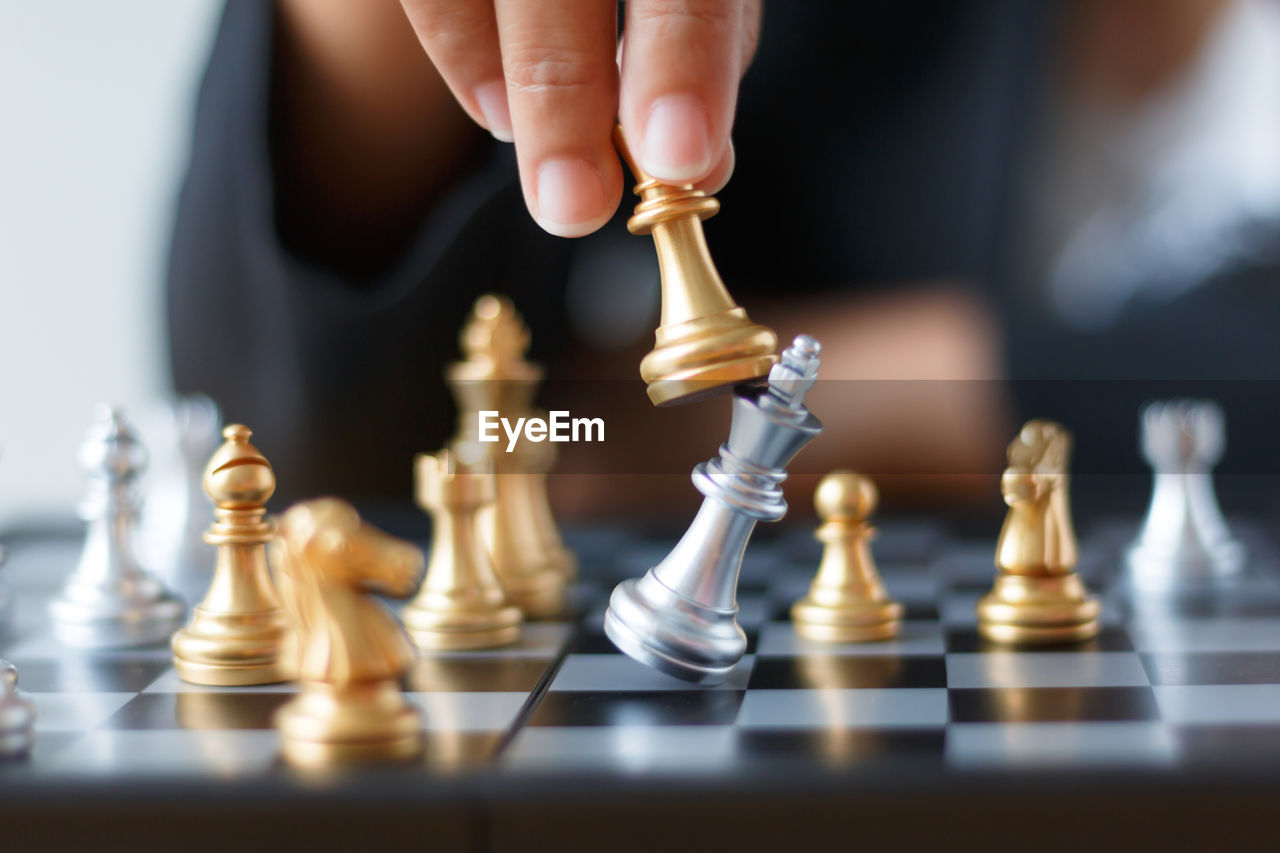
[4, 517, 1280, 849]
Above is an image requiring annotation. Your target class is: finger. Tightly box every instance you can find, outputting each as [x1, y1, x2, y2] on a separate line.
[619, 0, 751, 184]
[495, 0, 621, 237]
[692, 138, 734, 195]
[400, 0, 513, 141]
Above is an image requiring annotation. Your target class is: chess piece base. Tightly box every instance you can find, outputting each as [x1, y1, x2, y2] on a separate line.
[634, 297, 773, 407]
[976, 574, 1100, 645]
[791, 599, 903, 643]
[49, 594, 185, 649]
[641, 308, 778, 407]
[604, 573, 745, 686]
[502, 578, 568, 622]
[171, 607, 289, 685]
[402, 604, 522, 651]
[276, 681, 422, 768]
[1124, 539, 1246, 595]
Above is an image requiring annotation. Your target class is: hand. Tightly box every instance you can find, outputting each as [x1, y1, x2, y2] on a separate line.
[399, 0, 761, 237]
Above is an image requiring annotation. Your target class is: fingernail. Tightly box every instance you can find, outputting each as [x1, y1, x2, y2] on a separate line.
[642, 94, 712, 182]
[705, 139, 736, 194]
[474, 81, 513, 142]
[535, 158, 609, 238]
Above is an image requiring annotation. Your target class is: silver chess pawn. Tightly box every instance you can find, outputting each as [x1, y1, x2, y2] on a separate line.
[1125, 399, 1245, 594]
[0, 541, 34, 757]
[0, 659, 36, 757]
[605, 335, 824, 685]
[50, 407, 185, 648]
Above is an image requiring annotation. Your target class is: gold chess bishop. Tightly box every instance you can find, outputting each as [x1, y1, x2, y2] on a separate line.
[402, 449, 523, 650]
[614, 125, 778, 406]
[171, 424, 289, 685]
[446, 294, 573, 619]
[976, 420, 1100, 644]
[791, 471, 903, 642]
[272, 499, 424, 767]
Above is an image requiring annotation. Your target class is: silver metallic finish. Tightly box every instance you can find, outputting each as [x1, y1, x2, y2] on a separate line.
[139, 394, 221, 601]
[50, 407, 185, 648]
[0, 543, 32, 756]
[0, 659, 35, 757]
[1125, 399, 1245, 594]
[605, 336, 824, 684]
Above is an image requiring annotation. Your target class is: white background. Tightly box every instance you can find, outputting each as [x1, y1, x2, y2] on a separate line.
[0, 0, 222, 526]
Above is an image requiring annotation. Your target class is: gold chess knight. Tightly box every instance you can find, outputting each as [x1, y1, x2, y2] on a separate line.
[171, 425, 290, 685]
[792, 471, 903, 643]
[614, 125, 777, 406]
[977, 420, 1100, 644]
[402, 449, 523, 650]
[272, 499, 424, 766]
[447, 294, 574, 619]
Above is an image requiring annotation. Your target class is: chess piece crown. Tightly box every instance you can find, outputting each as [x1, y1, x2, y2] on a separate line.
[614, 125, 778, 406]
[791, 471, 903, 642]
[50, 407, 184, 649]
[272, 498, 424, 766]
[977, 420, 1099, 644]
[604, 336, 824, 684]
[446, 295, 573, 619]
[171, 424, 290, 685]
[402, 449, 522, 650]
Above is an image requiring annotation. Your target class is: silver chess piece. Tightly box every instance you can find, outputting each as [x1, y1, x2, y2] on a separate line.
[50, 407, 185, 648]
[605, 335, 824, 685]
[0, 541, 33, 757]
[0, 659, 36, 757]
[1125, 399, 1245, 593]
[139, 394, 222, 600]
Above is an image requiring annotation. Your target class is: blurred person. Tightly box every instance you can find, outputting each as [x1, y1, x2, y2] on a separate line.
[167, 0, 1280, 517]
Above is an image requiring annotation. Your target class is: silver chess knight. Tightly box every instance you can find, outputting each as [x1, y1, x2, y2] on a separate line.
[1125, 399, 1245, 593]
[50, 407, 185, 648]
[605, 335, 824, 685]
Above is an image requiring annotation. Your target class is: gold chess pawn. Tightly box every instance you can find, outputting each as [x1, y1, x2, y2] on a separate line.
[614, 125, 778, 406]
[447, 294, 573, 619]
[171, 425, 289, 685]
[402, 450, 522, 650]
[273, 499, 424, 767]
[791, 471, 903, 642]
[976, 420, 1100, 644]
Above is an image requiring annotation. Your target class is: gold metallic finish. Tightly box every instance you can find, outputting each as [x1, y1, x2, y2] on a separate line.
[614, 125, 778, 406]
[171, 425, 289, 686]
[273, 499, 424, 767]
[976, 420, 1100, 644]
[791, 471, 903, 642]
[403, 450, 522, 650]
[447, 295, 574, 619]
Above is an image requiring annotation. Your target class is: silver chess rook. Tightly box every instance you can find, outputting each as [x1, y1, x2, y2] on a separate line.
[50, 407, 185, 648]
[1125, 399, 1245, 593]
[604, 335, 824, 685]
